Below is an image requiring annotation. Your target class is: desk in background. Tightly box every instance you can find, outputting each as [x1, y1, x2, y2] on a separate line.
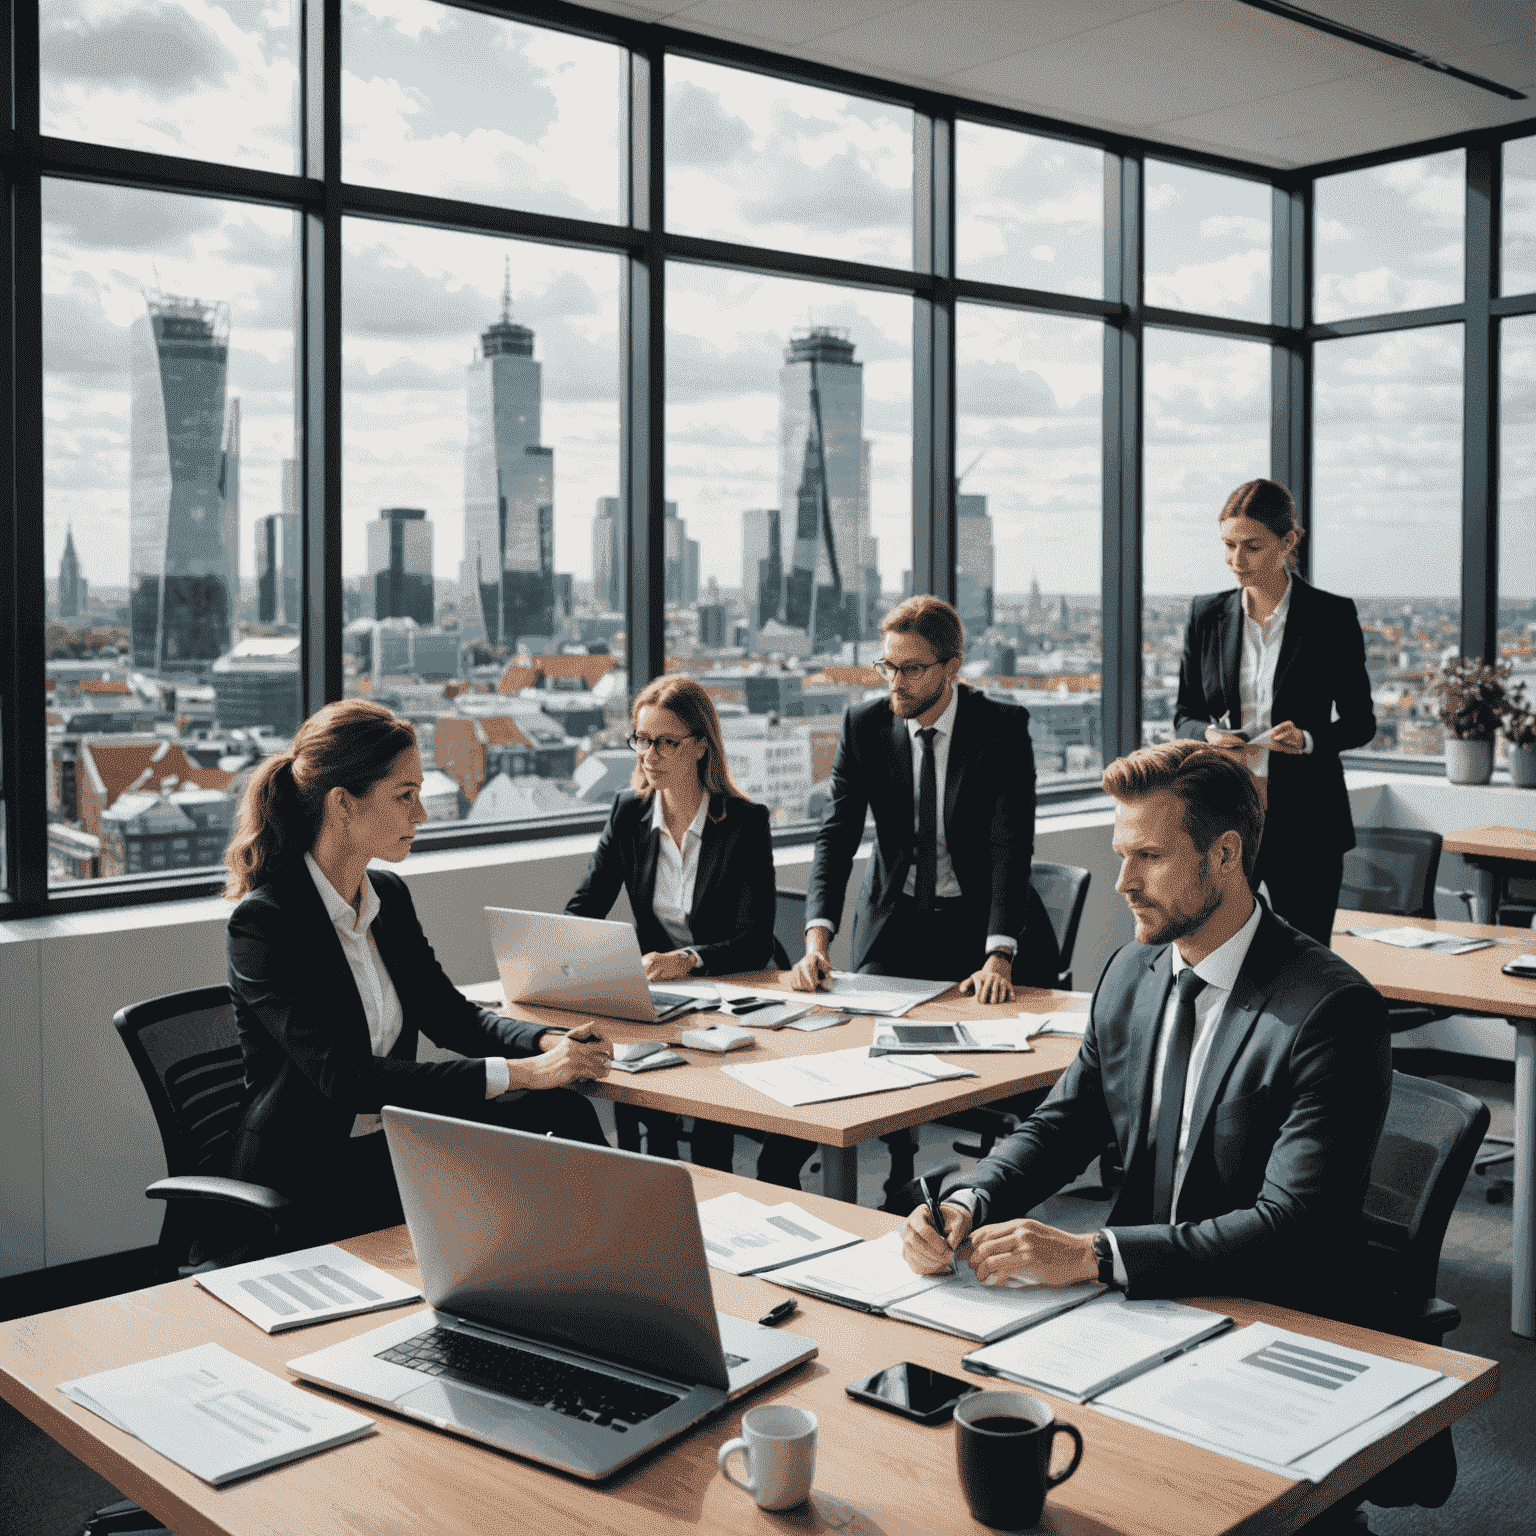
[463, 970, 1086, 1202]
[1333, 910, 1536, 1338]
[0, 1166, 1497, 1536]
[1443, 823, 1536, 925]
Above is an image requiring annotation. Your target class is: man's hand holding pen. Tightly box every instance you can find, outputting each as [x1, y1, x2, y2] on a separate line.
[517, 1021, 611, 1089]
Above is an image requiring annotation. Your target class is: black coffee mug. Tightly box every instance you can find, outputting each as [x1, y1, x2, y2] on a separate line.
[954, 1389, 1084, 1529]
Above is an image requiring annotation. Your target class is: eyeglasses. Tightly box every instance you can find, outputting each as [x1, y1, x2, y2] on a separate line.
[627, 732, 697, 756]
[874, 659, 945, 682]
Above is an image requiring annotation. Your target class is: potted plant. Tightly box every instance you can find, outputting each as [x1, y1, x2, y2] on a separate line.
[1429, 656, 1508, 785]
[1504, 681, 1536, 789]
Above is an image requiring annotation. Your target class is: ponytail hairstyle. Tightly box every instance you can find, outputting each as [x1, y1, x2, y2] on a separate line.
[628, 675, 750, 818]
[223, 700, 416, 900]
[1219, 479, 1303, 569]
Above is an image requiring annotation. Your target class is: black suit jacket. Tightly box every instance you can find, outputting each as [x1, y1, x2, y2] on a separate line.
[1173, 575, 1376, 852]
[565, 791, 775, 976]
[226, 861, 548, 1197]
[805, 687, 1055, 979]
[961, 906, 1391, 1318]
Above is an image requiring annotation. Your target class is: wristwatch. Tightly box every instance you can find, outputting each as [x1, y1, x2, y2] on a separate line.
[1091, 1230, 1117, 1287]
[986, 947, 1014, 963]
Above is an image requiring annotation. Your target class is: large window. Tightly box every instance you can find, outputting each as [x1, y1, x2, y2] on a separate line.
[42, 180, 296, 887]
[1502, 136, 1536, 297]
[1140, 330, 1272, 742]
[1144, 162, 1270, 322]
[341, 225, 622, 826]
[1501, 316, 1536, 736]
[1313, 326, 1464, 759]
[955, 306, 1103, 780]
[664, 267, 912, 825]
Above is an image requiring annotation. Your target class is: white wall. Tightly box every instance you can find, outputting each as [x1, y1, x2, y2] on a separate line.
[5, 771, 1529, 1278]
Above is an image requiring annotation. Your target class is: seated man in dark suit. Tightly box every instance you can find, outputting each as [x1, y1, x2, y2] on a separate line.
[903, 740, 1422, 1528]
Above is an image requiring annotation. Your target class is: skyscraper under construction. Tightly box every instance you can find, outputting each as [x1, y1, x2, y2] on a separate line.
[128, 292, 240, 671]
[775, 327, 878, 650]
[460, 271, 555, 652]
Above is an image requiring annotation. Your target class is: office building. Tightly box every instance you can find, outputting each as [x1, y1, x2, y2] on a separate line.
[777, 328, 878, 651]
[956, 493, 995, 645]
[57, 525, 85, 618]
[128, 292, 240, 672]
[255, 458, 301, 627]
[592, 496, 624, 612]
[461, 275, 555, 652]
[368, 507, 435, 627]
[210, 636, 302, 734]
[741, 507, 782, 634]
[663, 503, 697, 606]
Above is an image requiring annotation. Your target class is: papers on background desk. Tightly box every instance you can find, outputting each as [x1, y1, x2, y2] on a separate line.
[1344, 925, 1495, 957]
[871, 1019, 1035, 1054]
[766, 1231, 1103, 1344]
[696, 1192, 862, 1275]
[963, 1292, 1232, 1403]
[741, 972, 952, 1017]
[59, 1342, 374, 1486]
[723, 1045, 975, 1107]
[194, 1244, 421, 1334]
[1021, 1011, 1090, 1039]
[1093, 1321, 1447, 1482]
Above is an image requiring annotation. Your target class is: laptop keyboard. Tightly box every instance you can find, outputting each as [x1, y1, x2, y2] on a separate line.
[376, 1327, 681, 1431]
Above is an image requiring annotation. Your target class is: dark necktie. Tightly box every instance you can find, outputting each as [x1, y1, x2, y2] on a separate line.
[1151, 968, 1208, 1223]
[915, 727, 938, 913]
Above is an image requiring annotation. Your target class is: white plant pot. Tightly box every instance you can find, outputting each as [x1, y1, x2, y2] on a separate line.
[1445, 738, 1493, 786]
[1512, 745, 1536, 789]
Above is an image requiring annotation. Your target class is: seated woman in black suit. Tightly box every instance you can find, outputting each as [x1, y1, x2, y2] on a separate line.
[224, 699, 610, 1246]
[566, 676, 812, 1186]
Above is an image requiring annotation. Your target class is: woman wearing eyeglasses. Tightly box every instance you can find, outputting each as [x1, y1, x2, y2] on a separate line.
[566, 676, 811, 1183]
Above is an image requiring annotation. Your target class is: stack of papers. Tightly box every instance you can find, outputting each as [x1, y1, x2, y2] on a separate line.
[696, 1192, 862, 1275]
[1094, 1321, 1450, 1483]
[723, 1046, 976, 1107]
[59, 1343, 375, 1485]
[194, 1244, 421, 1334]
[1346, 926, 1493, 956]
[767, 1232, 1103, 1344]
[1021, 1011, 1090, 1039]
[742, 972, 952, 1017]
[963, 1292, 1232, 1402]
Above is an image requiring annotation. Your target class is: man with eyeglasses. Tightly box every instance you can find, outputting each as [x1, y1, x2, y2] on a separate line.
[790, 597, 1060, 1197]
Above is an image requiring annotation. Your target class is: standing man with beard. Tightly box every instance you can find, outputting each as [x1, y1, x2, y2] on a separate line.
[790, 594, 1059, 1003]
[902, 739, 1391, 1326]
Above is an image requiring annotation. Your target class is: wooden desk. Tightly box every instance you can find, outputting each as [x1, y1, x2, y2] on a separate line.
[1443, 823, 1536, 922]
[1333, 910, 1536, 1338]
[0, 1167, 1497, 1536]
[463, 972, 1087, 1203]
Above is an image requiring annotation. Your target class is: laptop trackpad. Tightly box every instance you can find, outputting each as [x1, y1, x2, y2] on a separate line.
[400, 1379, 531, 1433]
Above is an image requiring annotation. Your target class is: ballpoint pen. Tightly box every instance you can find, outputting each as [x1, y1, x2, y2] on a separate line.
[920, 1174, 956, 1275]
[758, 1299, 798, 1327]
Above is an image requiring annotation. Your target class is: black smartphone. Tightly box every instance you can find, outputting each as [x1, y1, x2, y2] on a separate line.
[845, 1362, 977, 1426]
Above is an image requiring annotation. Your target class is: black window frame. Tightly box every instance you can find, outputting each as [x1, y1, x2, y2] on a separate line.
[4, 0, 1534, 918]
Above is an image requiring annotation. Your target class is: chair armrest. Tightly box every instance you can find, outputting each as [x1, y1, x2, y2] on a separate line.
[1434, 886, 1478, 923]
[146, 1176, 290, 1214]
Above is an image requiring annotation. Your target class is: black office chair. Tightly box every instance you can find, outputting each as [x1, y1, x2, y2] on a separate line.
[772, 887, 808, 970]
[1029, 860, 1092, 991]
[113, 986, 288, 1278]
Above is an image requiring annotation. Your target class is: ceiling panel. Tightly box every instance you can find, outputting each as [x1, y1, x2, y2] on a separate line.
[671, 0, 912, 50]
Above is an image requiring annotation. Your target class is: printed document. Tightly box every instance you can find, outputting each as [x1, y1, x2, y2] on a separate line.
[59, 1342, 374, 1485]
[743, 972, 952, 1016]
[723, 1046, 975, 1107]
[194, 1244, 421, 1334]
[1093, 1321, 1444, 1468]
[1346, 926, 1493, 956]
[964, 1292, 1232, 1402]
[696, 1192, 862, 1275]
[769, 1231, 939, 1311]
[870, 1019, 1035, 1054]
[1021, 1011, 1091, 1039]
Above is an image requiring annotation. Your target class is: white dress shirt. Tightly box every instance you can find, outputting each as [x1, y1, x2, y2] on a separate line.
[304, 854, 508, 1137]
[650, 793, 709, 962]
[1238, 576, 1312, 779]
[808, 686, 1015, 956]
[950, 898, 1265, 1287]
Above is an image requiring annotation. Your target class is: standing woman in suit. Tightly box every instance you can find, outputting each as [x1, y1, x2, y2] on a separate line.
[566, 676, 806, 1182]
[224, 700, 610, 1247]
[1174, 478, 1376, 943]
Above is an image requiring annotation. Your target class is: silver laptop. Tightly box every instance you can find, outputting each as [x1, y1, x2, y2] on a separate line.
[287, 1108, 817, 1480]
[485, 906, 703, 1023]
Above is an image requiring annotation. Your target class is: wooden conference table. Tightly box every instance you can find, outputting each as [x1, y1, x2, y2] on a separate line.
[0, 1167, 1497, 1536]
[1444, 823, 1536, 922]
[1332, 910, 1536, 1338]
[461, 971, 1088, 1203]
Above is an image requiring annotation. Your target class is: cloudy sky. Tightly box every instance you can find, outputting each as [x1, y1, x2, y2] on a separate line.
[36, 0, 1532, 609]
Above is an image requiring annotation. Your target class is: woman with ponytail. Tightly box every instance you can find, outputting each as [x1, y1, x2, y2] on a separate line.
[225, 699, 609, 1243]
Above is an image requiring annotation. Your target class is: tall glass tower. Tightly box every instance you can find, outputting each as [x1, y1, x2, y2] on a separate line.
[956, 492, 995, 644]
[128, 293, 240, 671]
[368, 506, 435, 625]
[776, 328, 878, 649]
[461, 270, 555, 652]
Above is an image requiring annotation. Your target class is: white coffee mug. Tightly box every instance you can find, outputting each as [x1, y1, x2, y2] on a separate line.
[717, 1404, 818, 1510]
